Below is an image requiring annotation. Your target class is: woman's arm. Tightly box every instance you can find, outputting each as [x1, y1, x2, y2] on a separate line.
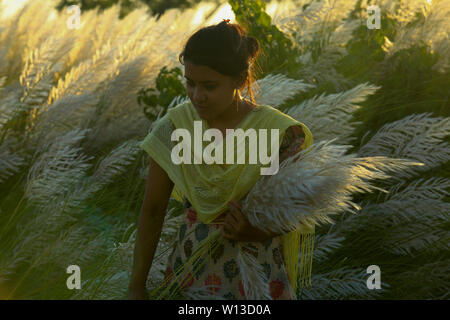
[128, 157, 174, 299]
[279, 125, 306, 163]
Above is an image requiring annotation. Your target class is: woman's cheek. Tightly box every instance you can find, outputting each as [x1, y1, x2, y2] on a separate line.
[186, 87, 193, 99]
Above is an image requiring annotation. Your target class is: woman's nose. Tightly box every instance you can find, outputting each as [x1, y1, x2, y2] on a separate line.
[193, 88, 206, 103]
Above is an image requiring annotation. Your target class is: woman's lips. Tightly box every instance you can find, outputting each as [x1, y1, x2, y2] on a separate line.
[195, 104, 208, 110]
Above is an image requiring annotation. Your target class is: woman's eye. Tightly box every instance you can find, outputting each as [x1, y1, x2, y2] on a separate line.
[186, 82, 215, 91]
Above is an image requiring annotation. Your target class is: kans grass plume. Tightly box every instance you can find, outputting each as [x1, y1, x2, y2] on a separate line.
[151, 139, 423, 300]
[236, 141, 423, 299]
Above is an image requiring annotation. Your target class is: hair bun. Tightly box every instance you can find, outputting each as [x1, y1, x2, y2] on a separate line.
[246, 36, 259, 59]
[218, 20, 230, 29]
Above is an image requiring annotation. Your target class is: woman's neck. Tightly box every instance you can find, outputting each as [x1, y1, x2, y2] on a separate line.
[207, 99, 257, 131]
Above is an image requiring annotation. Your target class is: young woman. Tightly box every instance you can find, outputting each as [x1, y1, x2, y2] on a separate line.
[128, 19, 313, 300]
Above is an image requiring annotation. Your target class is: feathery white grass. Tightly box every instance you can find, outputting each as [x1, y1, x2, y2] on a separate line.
[81, 139, 142, 196]
[275, 0, 358, 43]
[70, 223, 136, 300]
[25, 128, 93, 213]
[379, 0, 450, 73]
[3, 131, 138, 288]
[0, 1, 50, 79]
[242, 140, 423, 235]
[0, 84, 30, 133]
[29, 92, 101, 148]
[7, 127, 142, 299]
[272, 0, 360, 90]
[145, 95, 189, 134]
[395, 260, 450, 299]
[46, 41, 114, 106]
[333, 108, 449, 257]
[388, 176, 450, 201]
[356, 178, 449, 256]
[384, 222, 448, 255]
[147, 208, 186, 289]
[0, 136, 25, 183]
[244, 73, 315, 108]
[237, 242, 272, 300]
[294, 19, 361, 90]
[312, 233, 345, 263]
[286, 82, 380, 144]
[298, 266, 388, 299]
[6, 129, 96, 274]
[233, 139, 421, 299]
[1, 0, 218, 151]
[358, 113, 450, 177]
[20, 37, 71, 105]
[25, 2, 225, 154]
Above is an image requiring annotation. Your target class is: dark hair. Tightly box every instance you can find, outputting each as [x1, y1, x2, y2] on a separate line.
[179, 20, 262, 103]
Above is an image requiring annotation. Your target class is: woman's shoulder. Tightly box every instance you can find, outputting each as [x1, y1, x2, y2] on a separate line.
[252, 104, 294, 119]
[279, 125, 306, 162]
[251, 104, 304, 130]
[148, 112, 174, 134]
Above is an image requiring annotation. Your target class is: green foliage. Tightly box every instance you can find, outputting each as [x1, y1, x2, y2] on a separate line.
[229, 0, 304, 79]
[55, 0, 225, 19]
[56, 0, 127, 18]
[351, 43, 449, 141]
[337, 15, 397, 83]
[137, 66, 186, 122]
[334, 8, 449, 148]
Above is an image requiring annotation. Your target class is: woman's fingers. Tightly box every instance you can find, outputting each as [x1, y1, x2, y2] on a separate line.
[228, 200, 249, 227]
[222, 200, 247, 241]
[225, 205, 240, 225]
[223, 208, 242, 240]
[222, 223, 236, 240]
[228, 199, 242, 211]
[224, 210, 238, 229]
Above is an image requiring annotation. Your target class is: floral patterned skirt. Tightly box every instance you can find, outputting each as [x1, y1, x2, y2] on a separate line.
[163, 207, 296, 300]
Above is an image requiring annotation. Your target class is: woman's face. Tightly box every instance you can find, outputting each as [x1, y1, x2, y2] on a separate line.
[184, 61, 238, 122]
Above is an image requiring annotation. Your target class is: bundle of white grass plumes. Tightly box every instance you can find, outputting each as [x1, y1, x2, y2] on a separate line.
[237, 138, 423, 300]
[154, 139, 422, 300]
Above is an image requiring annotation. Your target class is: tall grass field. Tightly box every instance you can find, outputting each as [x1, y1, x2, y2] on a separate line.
[0, 0, 448, 299]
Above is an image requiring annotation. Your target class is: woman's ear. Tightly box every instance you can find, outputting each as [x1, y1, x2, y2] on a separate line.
[233, 72, 246, 90]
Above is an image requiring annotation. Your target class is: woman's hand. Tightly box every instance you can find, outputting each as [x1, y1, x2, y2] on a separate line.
[221, 199, 281, 242]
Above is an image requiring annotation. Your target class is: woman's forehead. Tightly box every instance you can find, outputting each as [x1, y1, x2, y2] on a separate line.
[184, 62, 227, 82]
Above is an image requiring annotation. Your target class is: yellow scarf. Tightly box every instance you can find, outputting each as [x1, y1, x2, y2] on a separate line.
[140, 100, 315, 292]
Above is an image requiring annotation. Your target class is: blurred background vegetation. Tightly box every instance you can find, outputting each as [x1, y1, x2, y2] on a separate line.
[55, 0, 230, 19]
[0, 0, 448, 299]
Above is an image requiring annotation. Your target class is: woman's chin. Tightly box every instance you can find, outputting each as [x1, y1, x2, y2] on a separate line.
[195, 107, 211, 119]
